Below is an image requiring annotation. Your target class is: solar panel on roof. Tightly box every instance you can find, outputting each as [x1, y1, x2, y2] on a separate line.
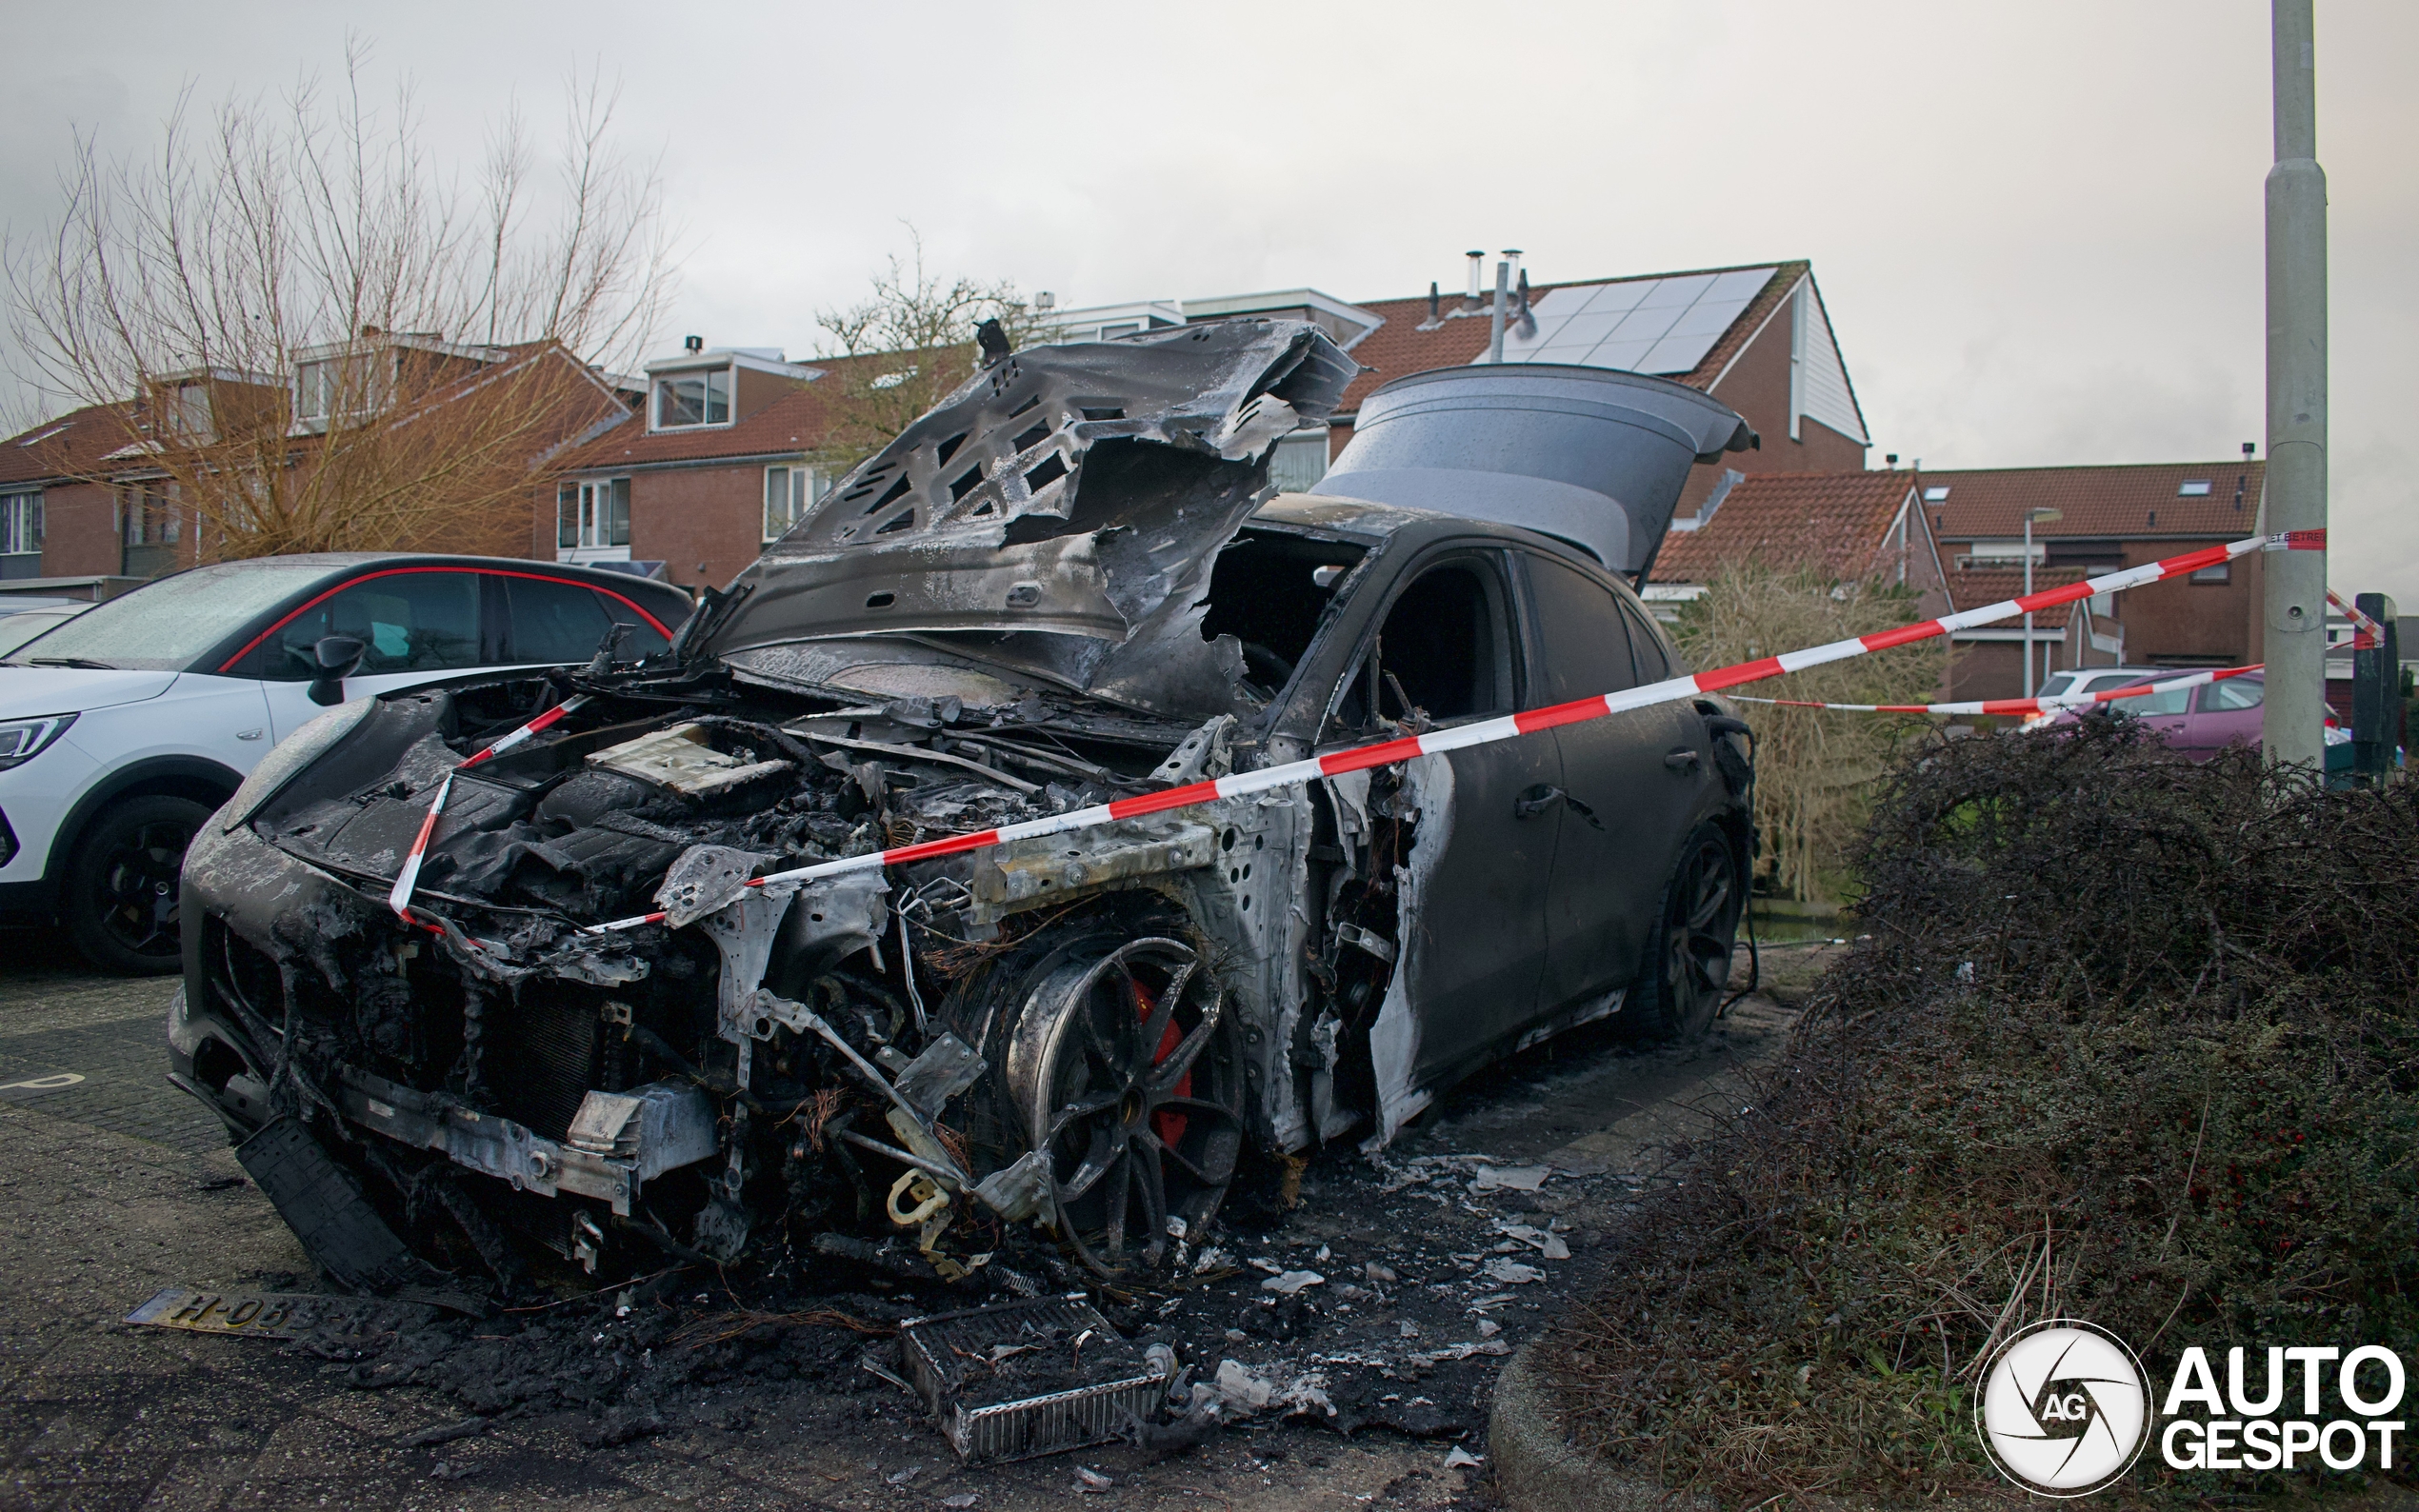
[1477, 267, 1777, 376]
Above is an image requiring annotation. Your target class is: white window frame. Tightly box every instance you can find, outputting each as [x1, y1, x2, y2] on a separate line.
[763, 463, 827, 541]
[558, 477, 631, 556]
[0, 489, 40, 557]
[294, 352, 381, 427]
[651, 366, 733, 430]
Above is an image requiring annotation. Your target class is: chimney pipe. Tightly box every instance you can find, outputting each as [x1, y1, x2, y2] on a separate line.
[1465, 251, 1484, 306]
[683, 334, 704, 353]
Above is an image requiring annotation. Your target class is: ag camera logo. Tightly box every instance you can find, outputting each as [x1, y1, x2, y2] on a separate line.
[1977, 1320, 2153, 1496]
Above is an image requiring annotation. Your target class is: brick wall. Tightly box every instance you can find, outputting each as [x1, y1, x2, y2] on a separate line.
[40, 482, 120, 577]
[635, 464, 770, 591]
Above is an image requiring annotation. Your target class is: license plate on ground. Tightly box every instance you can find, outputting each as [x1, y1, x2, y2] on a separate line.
[124, 1287, 426, 1340]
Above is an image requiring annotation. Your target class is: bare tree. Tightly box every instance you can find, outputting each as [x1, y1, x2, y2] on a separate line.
[808, 229, 1056, 474]
[8, 45, 670, 559]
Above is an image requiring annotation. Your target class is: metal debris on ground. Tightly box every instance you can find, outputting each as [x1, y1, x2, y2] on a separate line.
[899, 1296, 1167, 1463]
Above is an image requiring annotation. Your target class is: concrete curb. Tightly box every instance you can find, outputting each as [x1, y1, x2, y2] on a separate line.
[1489, 1336, 1714, 1512]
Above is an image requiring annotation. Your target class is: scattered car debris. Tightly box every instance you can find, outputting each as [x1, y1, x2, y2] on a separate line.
[1444, 1445, 1484, 1469]
[900, 1297, 1165, 1463]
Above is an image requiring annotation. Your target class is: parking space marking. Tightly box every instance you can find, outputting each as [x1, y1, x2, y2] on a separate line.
[0, 1072, 86, 1092]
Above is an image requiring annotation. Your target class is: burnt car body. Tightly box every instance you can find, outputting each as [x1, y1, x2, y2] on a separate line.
[170, 321, 1760, 1290]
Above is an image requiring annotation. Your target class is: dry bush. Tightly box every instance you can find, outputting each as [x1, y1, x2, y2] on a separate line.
[1546, 720, 2419, 1504]
[9, 46, 667, 558]
[1670, 560, 1948, 903]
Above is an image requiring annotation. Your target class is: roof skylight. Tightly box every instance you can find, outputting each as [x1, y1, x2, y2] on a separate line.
[1922, 486, 1950, 502]
[2179, 480, 2211, 496]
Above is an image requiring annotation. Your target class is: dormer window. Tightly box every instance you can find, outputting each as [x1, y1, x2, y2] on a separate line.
[295, 352, 379, 426]
[653, 367, 731, 429]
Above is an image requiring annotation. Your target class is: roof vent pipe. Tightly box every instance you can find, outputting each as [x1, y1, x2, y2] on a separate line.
[1465, 251, 1484, 306]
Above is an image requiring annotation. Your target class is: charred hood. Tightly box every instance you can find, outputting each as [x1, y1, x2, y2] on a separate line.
[1313, 364, 1755, 576]
[708, 320, 1357, 718]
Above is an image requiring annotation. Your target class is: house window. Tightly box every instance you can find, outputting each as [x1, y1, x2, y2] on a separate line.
[1269, 431, 1330, 494]
[652, 367, 730, 428]
[295, 353, 377, 424]
[764, 464, 828, 541]
[0, 490, 40, 561]
[2189, 562, 2230, 585]
[120, 482, 182, 578]
[557, 477, 630, 551]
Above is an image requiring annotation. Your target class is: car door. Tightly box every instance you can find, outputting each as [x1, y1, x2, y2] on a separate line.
[2184, 675, 2264, 756]
[1322, 549, 1558, 1082]
[1518, 551, 1709, 1012]
[242, 568, 490, 742]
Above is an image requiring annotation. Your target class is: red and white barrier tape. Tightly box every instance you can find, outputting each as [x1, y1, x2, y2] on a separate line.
[1735, 664, 2264, 720]
[390, 695, 591, 922]
[538, 528, 2303, 934]
[2329, 590, 2386, 652]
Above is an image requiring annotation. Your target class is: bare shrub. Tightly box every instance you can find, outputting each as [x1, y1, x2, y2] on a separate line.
[1669, 559, 1947, 903]
[1546, 720, 2419, 1503]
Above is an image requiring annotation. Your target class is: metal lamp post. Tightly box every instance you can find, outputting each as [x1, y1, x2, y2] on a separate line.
[2263, 0, 2328, 772]
[2023, 507, 2063, 697]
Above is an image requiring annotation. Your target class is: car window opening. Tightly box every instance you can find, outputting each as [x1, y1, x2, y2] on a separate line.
[1332, 562, 1510, 733]
[1197, 530, 1367, 700]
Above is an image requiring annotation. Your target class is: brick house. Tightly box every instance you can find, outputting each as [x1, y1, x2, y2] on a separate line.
[2, 337, 628, 593]
[1919, 458, 2267, 699]
[534, 344, 830, 593]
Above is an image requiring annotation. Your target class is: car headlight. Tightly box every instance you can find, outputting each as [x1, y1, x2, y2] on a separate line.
[218, 697, 377, 833]
[0, 713, 77, 771]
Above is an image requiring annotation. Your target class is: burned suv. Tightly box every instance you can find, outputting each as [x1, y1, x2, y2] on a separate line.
[170, 320, 1758, 1293]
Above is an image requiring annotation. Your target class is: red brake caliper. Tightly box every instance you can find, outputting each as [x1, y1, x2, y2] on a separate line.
[1131, 979, 1190, 1147]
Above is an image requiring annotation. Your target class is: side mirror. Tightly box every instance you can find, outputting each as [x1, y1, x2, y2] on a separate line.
[307, 635, 367, 706]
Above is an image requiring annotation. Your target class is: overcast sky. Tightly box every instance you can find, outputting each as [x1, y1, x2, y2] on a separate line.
[7, 1, 2414, 603]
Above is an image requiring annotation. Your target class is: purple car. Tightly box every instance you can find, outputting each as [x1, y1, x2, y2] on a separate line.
[2037, 666, 2267, 759]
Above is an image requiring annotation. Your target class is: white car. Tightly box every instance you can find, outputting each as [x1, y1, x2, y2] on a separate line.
[0, 553, 690, 972]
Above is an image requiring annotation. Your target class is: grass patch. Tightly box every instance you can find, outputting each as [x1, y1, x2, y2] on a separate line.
[1544, 720, 2419, 1503]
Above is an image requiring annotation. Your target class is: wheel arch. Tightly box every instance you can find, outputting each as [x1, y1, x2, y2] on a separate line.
[44, 755, 244, 886]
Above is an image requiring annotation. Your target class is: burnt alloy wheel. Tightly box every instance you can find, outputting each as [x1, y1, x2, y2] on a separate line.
[1001, 935, 1247, 1279]
[1624, 821, 1744, 1043]
[62, 794, 212, 975]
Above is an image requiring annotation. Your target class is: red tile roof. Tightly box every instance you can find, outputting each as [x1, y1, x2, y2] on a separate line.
[1337, 260, 1807, 416]
[1942, 565, 2092, 628]
[1648, 468, 1917, 586]
[1920, 461, 2265, 541]
[0, 402, 140, 487]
